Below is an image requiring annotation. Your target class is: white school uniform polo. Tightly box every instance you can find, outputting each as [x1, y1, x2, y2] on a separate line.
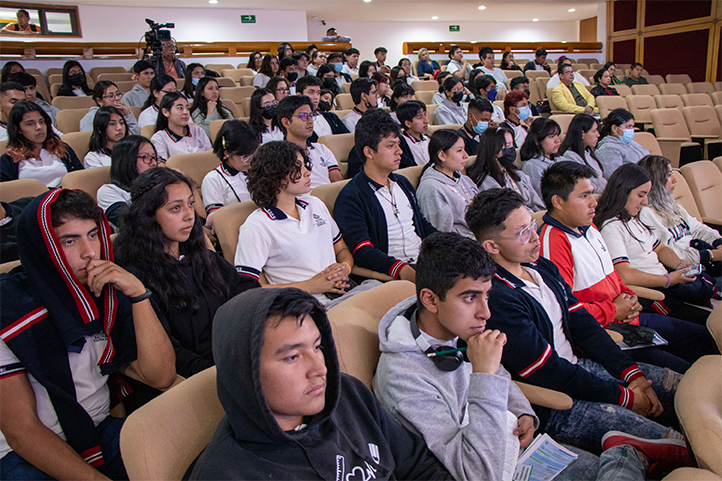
[261, 126, 284, 144]
[342, 109, 363, 133]
[138, 105, 159, 129]
[150, 125, 212, 160]
[313, 113, 333, 139]
[201, 162, 251, 214]
[306, 141, 340, 189]
[235, 197, 342, 303]
[83, 150, 111, 169]
[374, 180, 422, 264]
[96, 184, 131, 213]
[0, 121, 6, 142]
[401, 130, 430, 165]
[0, 331, 111, 459]
[18, 149, 69, 188]
[600, 217, 667, 276]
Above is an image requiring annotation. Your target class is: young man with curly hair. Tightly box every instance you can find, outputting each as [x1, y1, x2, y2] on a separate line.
[234, 140, 359, 306]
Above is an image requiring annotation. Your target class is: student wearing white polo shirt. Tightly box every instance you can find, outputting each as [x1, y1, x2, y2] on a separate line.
[342, 77, 378, 133]
[201, 120, 260, 228]
[84, 106, 129, 169]
[277, 95, 343, 188]
[235, 141, 355, 306]
[248, 88, 284, 144]
[295, 75, 349, 142]
[150, 92, 212, 160]
[396, 100, 430, 165]
[138, 75, 177, 129]
[475, 46, 508, 94]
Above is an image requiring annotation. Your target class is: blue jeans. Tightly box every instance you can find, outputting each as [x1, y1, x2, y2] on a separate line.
[557, 445, 646, 481]
[544, 359, 682, 455]
[0, 416, 127, 480]
[625, 312, 719, 373]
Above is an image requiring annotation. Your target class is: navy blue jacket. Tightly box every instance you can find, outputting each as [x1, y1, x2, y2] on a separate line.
[0, 144, 83, 183]
[487, 257, 643, 425]
[334, 169, 437, 278]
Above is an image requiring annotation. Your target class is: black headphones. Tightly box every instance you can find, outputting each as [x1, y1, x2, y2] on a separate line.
[408, 308, 467, 372]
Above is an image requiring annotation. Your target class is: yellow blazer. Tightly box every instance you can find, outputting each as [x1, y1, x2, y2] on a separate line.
[552, 81, 598, 113]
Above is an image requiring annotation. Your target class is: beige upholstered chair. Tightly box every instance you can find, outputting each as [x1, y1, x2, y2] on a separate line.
[0, 178, 47, 203]
[120, 367, 224, 481]
[671, 170, 703, 222]
[213, 200, 259, 264]
[680, 160, 722, 225]
[51, 96, 97, 110]
[61, 131, 92, 162]
[165, 151, 220, 200]
[60, 166, 111, 201]
[707, 304, 722, 352]
[56, 108, 90, 134]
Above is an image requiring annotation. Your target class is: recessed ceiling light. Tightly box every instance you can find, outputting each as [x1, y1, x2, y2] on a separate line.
[478, 5, 486, 9]
[532, 18, 539, 22]
[208, 0, 217, 3]
[364, 0, 372, 3]
[431, 16, 438, 20]
[568, 8, 576, 12]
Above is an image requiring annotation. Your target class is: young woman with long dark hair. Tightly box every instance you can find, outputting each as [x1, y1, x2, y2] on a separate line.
[416, 129, 478, 237]
[189, 77, 232, 139]
[467, 125, 544, 212]
[595, 108, 649, 179]
[594, 163, 716, 324]
[150, 92, 211, 160]
[520, 117, 561, 198]
[138, 74, 177, 128]
[253, 54, 279, 88]
[114, 167, 258, 376]
[79, 80, 140, 135]
[246, 51, 263, 72]
[181, 63, 205, 101]
[56, 60, 92, 97]
[0, 101, 83, 187]
[557, 113, 607, 193]
[248, 88, 283, 143]
[84, 105, 129, 168]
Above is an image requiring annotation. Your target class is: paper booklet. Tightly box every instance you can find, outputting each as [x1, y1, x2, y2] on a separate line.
[618, 331, 668, 351]
[503, 427, 578, 481]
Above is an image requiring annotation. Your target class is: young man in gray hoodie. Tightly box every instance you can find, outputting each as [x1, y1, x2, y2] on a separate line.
[374, 232, 669, 481]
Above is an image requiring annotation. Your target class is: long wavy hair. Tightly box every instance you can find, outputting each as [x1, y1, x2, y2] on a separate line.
[88, 106, 128, 155]
[190, 77, 231, 119]
[248, 88, 275, 134]
[114, 167, 230, 312]
[637, 155, 685, 227]
[110, 135, 156, 190]
[467, 126, 520, 186]
[593, 163, 652, 240]
[558, 113, 601, 169]
[142, 74, 176, 110]
[6, 100, 66, 163]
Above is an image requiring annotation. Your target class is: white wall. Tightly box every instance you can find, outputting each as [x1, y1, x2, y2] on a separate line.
[307, 20, 582, 66]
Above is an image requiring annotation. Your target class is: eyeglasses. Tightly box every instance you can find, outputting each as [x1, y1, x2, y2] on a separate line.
[137, 153, 164, 165]
[276, 88, 290, 93]
[292, 112, 314, 122]
[262, 100, 278, 108]
[495, 219, 537, 245]
[103, 92, 123, 101]
[159, 89, 176, 94]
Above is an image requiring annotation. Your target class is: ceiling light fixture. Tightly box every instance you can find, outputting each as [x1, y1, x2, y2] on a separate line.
[209, 0, 218, 4]
[532, 18, 539, 22]
[478, 5, 486, 9]
[431, 16, 438, 20]
[364, 0, 372, 3]
[568, 8, 576, 12]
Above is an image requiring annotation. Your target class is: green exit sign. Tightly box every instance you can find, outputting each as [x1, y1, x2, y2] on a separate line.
[241, 15, 256, 24]
[449, 25, 460, 32]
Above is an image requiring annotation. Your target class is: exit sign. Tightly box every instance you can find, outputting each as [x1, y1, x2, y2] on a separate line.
[449, 25, 460, 32]
[241, 15, 256, 24]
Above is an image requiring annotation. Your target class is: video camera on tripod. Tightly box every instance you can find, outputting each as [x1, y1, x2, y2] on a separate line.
[143, 18, 175, 67]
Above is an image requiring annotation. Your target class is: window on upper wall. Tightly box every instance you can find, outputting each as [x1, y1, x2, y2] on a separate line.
[0, 1, 80, 37]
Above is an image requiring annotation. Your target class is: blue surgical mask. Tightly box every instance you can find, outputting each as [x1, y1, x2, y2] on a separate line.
[517, 106, 531, 121]
[620, 128, 635, 144]
[487, 88, 497, 101]
[191, 78, 200, 86]
[333, 62, 344, 73]
[473, 120, 489, 135]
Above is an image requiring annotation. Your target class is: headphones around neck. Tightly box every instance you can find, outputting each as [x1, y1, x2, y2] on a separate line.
[408, 309, 466, 372]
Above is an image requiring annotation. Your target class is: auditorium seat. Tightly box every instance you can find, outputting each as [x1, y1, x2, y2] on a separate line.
[395, 165, 424, 189]
[680, 160, 722, 225]
[708, 304, 721, 352]
[535, 77, 549, 100]
[0, 140, 5, 157]
[634, 131, 663, 156]
[663, 468, 722, 480]
[310, 178, 351, 221]
[425, 104, 438, 124]
[213, 200, 260, 264]
[716, 82, 722, 92]
[341, 83, 351, 94]
[576, 69, 596, 81]
[503, 70, 523, 79]
[90, 66, 127, 81]
[220, 69, 248, 82]
[0, 178, 47, 203]
[233, 67, 255, 76]
[715, 156, 722, 174]
[61, 166, 111, 201]
[56, 108, 90, 133]
[625, 95, 657, 130]
[204, 64, 235, 74]
[666, 74, 692, 85]
[120, 366, 223, 481]
[525, 71, 550, 81]
[208, 119, 228, 142]
[239, 98, 251, 117]
[671, 170, 703, 222]
[614, 84, 632, 97]
[716, 105, 722, 126]
[335, 93, 354, 110]
[654, 94, 685, 112]
[549, 114, 574, 139]
[712, 92, 722, 106]
[649, 108, 702, 167]
[682, 93, 714, 108]
[571, 63, 588, 71]
[215, 77, 236, 88]
[631, 84, 660, 96]
[221, 99, 242, 119]
[682, 106, 722, 159]
[218, 86, 256, 113]
[46, 68, 62, 78]
[51, 96, 96, 110]
[428, 124, 461, 135]
[96, 72, 134, 83]
[166, 151, 219, 202]
[61, 131, 92, 162]
[414, 90, 435, 105]
[659, 83, 688, 96]
[410, 80, 437, 92]
[687, 82, 715, 95]
[318, 133, 354, 166]
[646, 75, 665, 85]
[596, 96, 628, 118]
[114, 81, 137, 94]
[140, 125, 156, 139]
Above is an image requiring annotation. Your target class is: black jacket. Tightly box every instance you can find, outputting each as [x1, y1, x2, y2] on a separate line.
[0, 144, 83, 183]
[191, 288, 451, 480]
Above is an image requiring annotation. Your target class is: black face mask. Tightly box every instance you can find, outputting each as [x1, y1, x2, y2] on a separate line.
[451, 91, 464, 103]
[318, 101, 332, 112]
[524, 88, 531, 96]
[261, 105, 277, 120]
[499, 147, 517, 167]
[70, 73, 85, 86]
[286, 72, 298, 82]
[323, 78, 337, 91]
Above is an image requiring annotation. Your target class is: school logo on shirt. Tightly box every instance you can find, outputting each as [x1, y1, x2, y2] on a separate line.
[313, 214, 327, 227]
[319, 156, 333, 167]
[335, 455, 379, 481]
[597, 239, 607, 252]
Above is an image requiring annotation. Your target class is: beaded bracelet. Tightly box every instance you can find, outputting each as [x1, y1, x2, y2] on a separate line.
[663, 273, 671, 289]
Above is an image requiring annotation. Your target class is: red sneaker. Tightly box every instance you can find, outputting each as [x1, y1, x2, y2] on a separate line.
[602, 431, 693, 475]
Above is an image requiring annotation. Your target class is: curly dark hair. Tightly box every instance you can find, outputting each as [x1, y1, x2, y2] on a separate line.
[246, 141, 310, 208]
[114, 167, 230, 312]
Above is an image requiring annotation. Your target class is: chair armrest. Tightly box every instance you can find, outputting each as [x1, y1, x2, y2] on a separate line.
[351, 266, 394, 282]
[656, 137, 692, 142]
[606, 329, 624, 343]
[626, 285, 665, 301]
[513, 381, 573, 410]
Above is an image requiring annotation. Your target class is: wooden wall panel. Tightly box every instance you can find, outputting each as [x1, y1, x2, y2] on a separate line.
[644, 0, 712, 27]
[613, 0, 638, 32]
[644, 29, 710, 81]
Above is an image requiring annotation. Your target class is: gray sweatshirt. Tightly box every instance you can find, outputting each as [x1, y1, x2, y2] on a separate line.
[594, 136, 649, 180]
[479, 169, 545, 213]
[433, 99, 467, 126]
[521, 155, 554, 199]
[416, 167, 478, 238]
[79, 106, 140, 135]
[556, 150, 607, 193]
[121, 83, 150, 108]
[373, 297, 538, 481]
